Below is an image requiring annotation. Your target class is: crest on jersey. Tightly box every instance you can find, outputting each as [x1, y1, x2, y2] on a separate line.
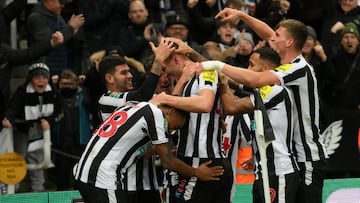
[321, 120, 343, 156]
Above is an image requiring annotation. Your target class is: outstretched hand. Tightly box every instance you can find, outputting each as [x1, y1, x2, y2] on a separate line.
[215, 8, 243, 24]
[195, 160, 224, 181]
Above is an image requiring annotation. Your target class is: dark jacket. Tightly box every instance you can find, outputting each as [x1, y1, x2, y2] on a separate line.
[53, 86, 92, 147]
[4, 82, 63, 135]
[0, 41, 55, 129]
[26, 2, 74, 75]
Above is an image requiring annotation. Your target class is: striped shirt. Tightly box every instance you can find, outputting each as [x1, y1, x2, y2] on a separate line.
[75, 101, 168, 190]
[177, 70, 223, 159]
[98, 91, 160, 191]
[222, 114, 252, 202]
[98, 91, 130, 122]
[273, 55, 328, 162]
[249, 85, 299, 177]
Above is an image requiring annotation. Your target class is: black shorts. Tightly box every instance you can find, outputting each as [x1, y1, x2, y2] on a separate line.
[171, 158, 233, 203]
[253, 171, 299, 203]
[75, 180, 126, 203]
[296, 159, 328, 203]
[76, 180, 161, 203]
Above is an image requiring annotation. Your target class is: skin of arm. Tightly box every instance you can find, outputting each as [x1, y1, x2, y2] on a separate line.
[155, 143, 224, 181]
[155, 88, 215, 113]
[171, 62, 199, 96]
[219, 75, 254, 114]
[215, 8, 275, 46]
[3, 31, 64, 66]
[149, 37, 177, 76]
[165, 37, 208, 62]
[221, 63, 280, 87]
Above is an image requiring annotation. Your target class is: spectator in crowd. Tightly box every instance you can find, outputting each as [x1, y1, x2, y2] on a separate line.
[254, 0, 301, 26]
[77, 0, 129, 53]
[322, 0, 360, 56]
[74, 100, 224, 203]
[144, 0, 187, 24]
[227, 31, 255, 67]
[185, 0, 224, 45]
[26, 0, 85, 76]
[2, 63, 62, 192]
[301, 0, 332, 40]
[202, 8, 328, 203]
[0, 0, 27, 44]
[323, 21, 360, 179]
[0, 31, 64, 131]
[164, 12, 208, 58]
[203, 19, 239, 62]
[118, 0, 153, 64]
[52, 69, 92, 191]
[327, 22, 360, 110]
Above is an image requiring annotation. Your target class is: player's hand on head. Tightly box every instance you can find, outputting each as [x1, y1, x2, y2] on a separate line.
[180, 61, 198, 81]
[151, 92, 167, 106]
[165, 37, 192, 55]
[150, 37, 176, 63]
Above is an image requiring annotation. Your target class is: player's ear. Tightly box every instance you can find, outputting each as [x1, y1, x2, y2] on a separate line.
[105, 73, 113, 83]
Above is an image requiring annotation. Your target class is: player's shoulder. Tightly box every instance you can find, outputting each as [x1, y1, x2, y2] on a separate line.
[259, 84, 284, 100]
[199, 70, 218, 84]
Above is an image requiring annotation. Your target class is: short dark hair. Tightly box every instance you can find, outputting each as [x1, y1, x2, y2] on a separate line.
[59, 69, 79, 84]
[99, 55, 127, 84]
[276, 19, 307, 51]
[254, 47, 281, 68]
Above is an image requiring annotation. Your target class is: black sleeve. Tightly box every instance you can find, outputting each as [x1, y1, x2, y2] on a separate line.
[4, 85, 26, 124]
[1, 41, 53, 66]
[1, 0, 27, 22]
[126, 72, 160, 101]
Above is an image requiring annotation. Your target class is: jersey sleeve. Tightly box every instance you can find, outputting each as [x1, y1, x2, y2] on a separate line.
[148, 103, 168, 145]
[198, 70, 219, 93]
[272, 58, 310, 87]
[249, 85, 284, 108]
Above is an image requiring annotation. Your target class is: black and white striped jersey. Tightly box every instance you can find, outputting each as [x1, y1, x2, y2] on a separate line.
[250, 85, 299, 178]
[75, 101, 168, 190]
[98, 91, 129, 122]
[222, 114, 252, 202]
[177, 70, 224, 159]
[273, 55, 328, 162]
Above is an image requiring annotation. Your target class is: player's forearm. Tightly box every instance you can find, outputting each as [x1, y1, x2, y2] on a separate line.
[237, 11, 275, 42]
[188, 49, 207, 62]
[222, 64, 260, 87]
[162, 94, 214, 113]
